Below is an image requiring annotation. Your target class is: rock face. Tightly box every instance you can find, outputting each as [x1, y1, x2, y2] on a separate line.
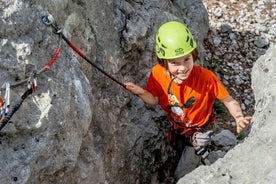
[178, 45, 276, 184]
[0, 0, 208, 183]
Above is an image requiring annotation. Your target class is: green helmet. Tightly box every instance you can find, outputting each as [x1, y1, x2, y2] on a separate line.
[155, 21, 197, 59]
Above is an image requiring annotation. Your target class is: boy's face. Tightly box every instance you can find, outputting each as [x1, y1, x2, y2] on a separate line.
[167, 54, 194, 83]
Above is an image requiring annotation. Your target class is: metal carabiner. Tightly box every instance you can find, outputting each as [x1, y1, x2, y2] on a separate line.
[27, 69, 38, 93]
[4, 83, 10, 114]
[41, 14, 62, 34]
[0, 82, 10, 118]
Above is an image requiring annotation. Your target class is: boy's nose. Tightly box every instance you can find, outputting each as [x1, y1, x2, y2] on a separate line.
[178, 63, 186, 70]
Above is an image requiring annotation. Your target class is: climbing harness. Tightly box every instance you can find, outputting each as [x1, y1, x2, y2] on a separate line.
[166, 76, 196, 134]
[41, 14, 126, 88]
[0, 35, 62, 131]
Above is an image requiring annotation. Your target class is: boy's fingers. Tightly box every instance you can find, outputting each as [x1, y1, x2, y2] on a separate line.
[237, 116, 252, 133]
[245, 116, 252, 122]
[237, 127, 242, 134]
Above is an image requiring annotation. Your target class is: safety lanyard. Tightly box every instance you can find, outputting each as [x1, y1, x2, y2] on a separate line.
[0, 35, 62, 131]
[41, 14, 126, 88]
[167, 76, 195, 109]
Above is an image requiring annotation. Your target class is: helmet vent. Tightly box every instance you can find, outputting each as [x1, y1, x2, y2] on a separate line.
[190, 38, 194, 48]
[185, 28, 190, 34]
[186, 36, 190, 42]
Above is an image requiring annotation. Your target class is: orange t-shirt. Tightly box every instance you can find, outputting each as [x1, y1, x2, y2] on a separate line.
[146, 64, 229, 132]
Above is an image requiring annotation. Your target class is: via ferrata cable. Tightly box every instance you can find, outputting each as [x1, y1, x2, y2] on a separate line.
[0, 35, 62, 131]
[41, 14, 126, 88]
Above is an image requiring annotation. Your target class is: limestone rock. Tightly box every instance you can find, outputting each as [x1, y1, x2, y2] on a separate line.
[0, 0, 208, 183]
[178, 45, 276, 184]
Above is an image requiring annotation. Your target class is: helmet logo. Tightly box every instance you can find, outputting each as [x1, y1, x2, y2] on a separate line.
[157, 47, 165, 57]
[175, 48, 184, 56]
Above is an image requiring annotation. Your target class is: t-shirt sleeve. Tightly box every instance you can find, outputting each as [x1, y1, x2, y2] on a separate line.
[209, 72, 229, 100]
[146, 72, 161, 97]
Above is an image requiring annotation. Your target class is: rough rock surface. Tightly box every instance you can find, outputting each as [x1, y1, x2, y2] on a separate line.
[178, 44, 276, 184]
[0, 0, 208, 183]
[1, 0, 275, 183]
[203, 0, 276, 132]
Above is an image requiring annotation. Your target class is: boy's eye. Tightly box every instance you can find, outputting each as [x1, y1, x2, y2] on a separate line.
[169, 61, 179, 65]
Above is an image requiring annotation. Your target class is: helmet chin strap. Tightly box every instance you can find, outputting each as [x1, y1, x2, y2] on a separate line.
[171, 75, 184, 84]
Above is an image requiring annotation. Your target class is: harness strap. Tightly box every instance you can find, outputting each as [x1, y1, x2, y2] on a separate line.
[168, 108, 217, 136]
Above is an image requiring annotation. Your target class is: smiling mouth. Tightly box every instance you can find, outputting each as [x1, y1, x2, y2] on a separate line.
[171, 70, 190, 82]
[178, 70, 189, 75]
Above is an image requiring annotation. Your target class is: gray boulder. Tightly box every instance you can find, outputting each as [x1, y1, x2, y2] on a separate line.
[178, 45, 276, 184]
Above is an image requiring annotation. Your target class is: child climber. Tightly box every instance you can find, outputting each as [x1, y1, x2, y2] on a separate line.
[124, 21, 252, 180]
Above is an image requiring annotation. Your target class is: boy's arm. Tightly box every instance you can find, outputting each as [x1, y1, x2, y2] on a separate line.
[124, 82, 159, 106]
[221, 95, 252, 133]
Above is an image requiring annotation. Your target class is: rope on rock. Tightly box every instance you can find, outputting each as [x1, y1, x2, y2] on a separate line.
[0, 35, 62, 131]
[41, 14, 126, 88]
[0, 13, 126, 131]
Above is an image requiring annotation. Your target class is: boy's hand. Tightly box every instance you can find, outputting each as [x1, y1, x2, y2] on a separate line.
[236, 116, 252, 134]
[124, 82, 145, 95]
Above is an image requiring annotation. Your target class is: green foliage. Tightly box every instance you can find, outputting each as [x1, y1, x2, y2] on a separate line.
[213, 100, 225, 115]
[237, 132, 246, 140]
[207, 63, 215, 70]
